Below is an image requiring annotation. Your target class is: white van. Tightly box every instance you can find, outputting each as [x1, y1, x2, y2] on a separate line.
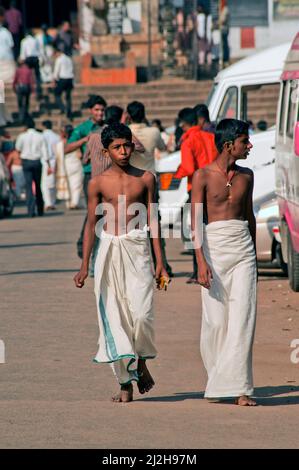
[276, 33, 299, 291]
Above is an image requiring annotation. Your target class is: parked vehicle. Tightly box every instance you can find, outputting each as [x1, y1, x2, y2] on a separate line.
[276, 33, 299, 291]
[0, 152, 14, 219]
[157, 42, 291, 270]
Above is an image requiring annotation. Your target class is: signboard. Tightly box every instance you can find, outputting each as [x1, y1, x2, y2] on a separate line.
[274, 0, 299, 20]
[107, 0, 124, 35]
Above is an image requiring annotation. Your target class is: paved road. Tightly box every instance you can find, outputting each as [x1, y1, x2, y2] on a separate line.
[1, 204, 299, 449]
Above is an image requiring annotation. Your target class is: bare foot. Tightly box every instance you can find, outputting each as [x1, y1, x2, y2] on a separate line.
[111, 383, 133, 403]
[137, 359, 155, 394]
[235, 395, 257, 406]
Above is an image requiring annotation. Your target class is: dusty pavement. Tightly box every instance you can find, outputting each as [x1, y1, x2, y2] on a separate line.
[0, 203, 299, 449]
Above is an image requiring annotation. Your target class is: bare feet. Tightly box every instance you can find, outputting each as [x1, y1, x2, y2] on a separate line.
[111, 383, 133, 403]
[137, 359, 155, 394]
[235, 395, 257, 406]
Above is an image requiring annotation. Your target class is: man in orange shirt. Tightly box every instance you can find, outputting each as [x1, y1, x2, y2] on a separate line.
[174, 107, 217, 283]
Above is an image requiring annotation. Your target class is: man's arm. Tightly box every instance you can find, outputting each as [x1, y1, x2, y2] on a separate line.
[174, 140, 196, 179]
[64, 126, 88, 155]
[191, 169, 213, 289]
[132, 134, 145, 153]
[246, 170, 256, 252]
[74, 179, 100, 288]
[145, 173, 169, 285]
[155, 130, 167, 152]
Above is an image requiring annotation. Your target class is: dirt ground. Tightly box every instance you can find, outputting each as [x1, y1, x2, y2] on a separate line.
[1, 204, 299, 449]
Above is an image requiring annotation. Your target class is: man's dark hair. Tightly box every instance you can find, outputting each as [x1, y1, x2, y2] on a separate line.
[24, 117, 35, 129]
[64, 124, 73, 139]
[127, 101, 145, 123]
[87, 95, 107, 109]
[194, 104, 210, 122]
[42, 120, 53, 129]
[101, 122, 132, 149]
[215, 119, 249, 153]
[257, 120, 268, 131]
[105, 105, 123, 125]
[178, 108, 197, 127]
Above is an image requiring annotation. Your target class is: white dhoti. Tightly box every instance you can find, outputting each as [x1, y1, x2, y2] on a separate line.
[94, 227, 157, 385]
[201, 219, 257, 398]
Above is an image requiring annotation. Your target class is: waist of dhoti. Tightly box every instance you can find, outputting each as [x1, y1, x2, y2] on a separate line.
[203, 219, 255, 259]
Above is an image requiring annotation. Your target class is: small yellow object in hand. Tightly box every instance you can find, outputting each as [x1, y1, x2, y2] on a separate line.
[157, 275, 170, 291]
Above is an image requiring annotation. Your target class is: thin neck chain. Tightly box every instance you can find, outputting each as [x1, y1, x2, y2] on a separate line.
[215, 161, 236, 187]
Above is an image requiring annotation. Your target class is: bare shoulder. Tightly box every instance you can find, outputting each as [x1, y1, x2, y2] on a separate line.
[236, 165, 254, 180]
[193, 167, 207, 186]
[88, 174, 104, 194]
[142, 170, 155, 187]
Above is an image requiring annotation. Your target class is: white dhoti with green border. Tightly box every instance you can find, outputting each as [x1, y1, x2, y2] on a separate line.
[201, 219, 257, 399]
[94, 227, 157, 385]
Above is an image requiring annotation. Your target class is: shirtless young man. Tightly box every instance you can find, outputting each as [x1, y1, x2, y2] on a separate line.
[74, 122, 169, 403]
[191, 118, 257, 406]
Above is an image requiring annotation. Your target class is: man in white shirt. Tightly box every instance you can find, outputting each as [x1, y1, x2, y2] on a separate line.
[126, 101, 173, 277]
[15, 117, 49, 217]
[53, 47, 74, 119]
[0, 7, 15, 83]
[20, 30, 42, 98]
[41, 120, 61, 210]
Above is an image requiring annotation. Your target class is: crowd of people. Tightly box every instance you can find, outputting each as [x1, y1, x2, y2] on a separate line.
[0, 2, 76, 125]
[172, 0, 230, 74]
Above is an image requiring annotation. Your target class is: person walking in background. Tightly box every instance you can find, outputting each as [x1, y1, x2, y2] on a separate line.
[0, 7, 15, 83]
[13, 59, 34, 123]
[194, 104, 215, 134]
[174, 107, 217, 284]
[65, 95, 107, 258]
[126, 101, 173, 277]
[54, 21, 76, 57]
[41, 120, 61, 211]
[219, 0, 230, 67]
[37, 24, 54, 83]
[53, 47, 74, 119]
[6, 147, 25, 200]
[20, 30, 42, 99]
[4, 1, 22, 60]
[15, 117, 48, 217]
[55, 124, 83, 210]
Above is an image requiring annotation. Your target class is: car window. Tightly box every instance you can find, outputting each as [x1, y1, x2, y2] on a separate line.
[217, 87, 238, 122]
[241, 83, 280, 133]
[279, 81, 290, 136]
[287, 84, 298, 138]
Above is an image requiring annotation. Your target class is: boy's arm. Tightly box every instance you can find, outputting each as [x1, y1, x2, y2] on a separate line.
[191, 169, 213, 289]
[145, 173, 169, 283]
[246, 170, 256, 252]
[74, 179, 100, 288]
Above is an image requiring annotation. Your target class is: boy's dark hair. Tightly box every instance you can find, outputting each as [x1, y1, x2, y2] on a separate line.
[87, 95, 107, 109]
[42, 120, 53, 129]
[105, 105, 124, 125]
[127, 101, 145, 123]
[178, 108, 197, 127]
[215, 119, 249, 153]
[194, 104, 210, 122]
[24, 117, 35, 129]
[101, 122, 132, 149]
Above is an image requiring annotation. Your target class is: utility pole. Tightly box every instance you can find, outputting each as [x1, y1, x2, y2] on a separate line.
[147, 0, 152, 82]
[219, 0, 223, 70]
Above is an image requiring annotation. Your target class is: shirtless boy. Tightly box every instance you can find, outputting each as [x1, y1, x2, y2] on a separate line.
[74, 122, 169, 403]
[191, 118, 257, 406]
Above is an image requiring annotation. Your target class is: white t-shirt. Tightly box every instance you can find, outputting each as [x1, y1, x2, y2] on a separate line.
[20, 35, 40, 60]
[54, 54, 74, 80]
[0, 26, 14, 61]
[129, 123, 166, 173]
[16, 129, 49, 162]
